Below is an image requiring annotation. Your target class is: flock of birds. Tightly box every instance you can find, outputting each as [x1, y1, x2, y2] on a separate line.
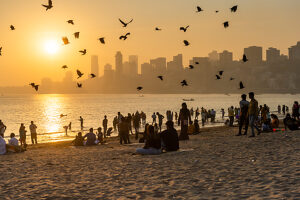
[1, 0, 249, 92]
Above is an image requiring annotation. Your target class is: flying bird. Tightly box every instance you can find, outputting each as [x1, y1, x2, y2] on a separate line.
[74, 32, 80, 39]
[10, 25, 15, 30]
[62, 65, 68, 69]
[42, 0, 53, 11]
[0, 47, 2, 56]
[98, 37, 105, 44]
[155, 27, 162, 31]
[230, 77, 235, 81]
[183, 40, 190, 46]
[137, 86, 143, 91]
[90, 73, 96, 78]
[195, 61, 199, 65]
[77, 83, 82, 88]
[29, 83, 35, 87]
[77, 70, 84, 79]
[219, 71, 224, 76]
[62, 37, 70, 45]
[181, 80, 188, 87]
[119, 33, 130, 40]
[180, 25, 190, 32]
[231, 5, 238, 12]
[215, 10, 219, 13]
[216, 75, 221, 80]
[79, 49, 87, 55]
[223, 21, 229, 28]
[189, 65, 194, 69]
[60, 114, 67, 118]
[239, 81, 245, 89]
[119, 18, 133, 27]
[157, 76, 163, 81]
[29, 83, 39, 91]
[242, 54, 248, 62]
[196, 6, 203, 13]
[67, 20, 74, 25]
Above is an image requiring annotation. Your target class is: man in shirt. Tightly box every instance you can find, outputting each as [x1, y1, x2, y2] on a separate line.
[228, 106, 235, 126]
[237, 94, 249, 136]
[248, 92, 261, 137]
[83, 128, 96, 146]
[29, 121, 38, 144]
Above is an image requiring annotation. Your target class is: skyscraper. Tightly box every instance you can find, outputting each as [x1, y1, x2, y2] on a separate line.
[244, 46, 263, 64]
[266, 47, 280, 63]
[128, 55, 138, 76]
[219, 50, 233, 65]
[288, 41, 300, 61]
[168, 54, 183, 72]
[141, 62, 153, 76]
[91, 55, 99, 76]
[150, 57, 167, 74]
[115, 51, 123, 76]
[208, 50, 219, 61]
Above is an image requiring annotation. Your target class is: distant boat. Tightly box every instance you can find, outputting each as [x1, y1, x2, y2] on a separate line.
[183, 98, 194, 101]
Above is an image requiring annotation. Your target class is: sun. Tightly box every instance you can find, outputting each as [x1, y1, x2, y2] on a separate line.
[44, 40, 60, 54]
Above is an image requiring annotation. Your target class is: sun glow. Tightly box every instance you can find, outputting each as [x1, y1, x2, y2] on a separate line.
[44, 40, 60, 54]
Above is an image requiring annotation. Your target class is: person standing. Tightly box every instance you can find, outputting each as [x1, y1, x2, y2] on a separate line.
[221, 108, 225, 119]
[248, 92, 261, 137]
[278, 105, 281, 114]
[178, 103, 191, 140]
[157, 112, 164, 132]
[19, 123, 27, 147]
[152, 112, 156, 125]
[0, 120, 7, 138]
[236, 94, 249, 136]
[228, 106, 235, 127]
[292, 101, 299, 120]
[68, 122, 72, 131]
[29, 121, 38, 144]
[282, 105, 286, 115]
[102, 115, 108, 138]
[79, 116, 84, 130]
[133, 111, 140, 140]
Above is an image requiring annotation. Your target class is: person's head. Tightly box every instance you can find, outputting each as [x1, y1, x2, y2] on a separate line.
[249, 92, 255, 99]
[104, 115, 107, 119]
[182, 103, 187, 109]
[166, 121, 174, 130]
[21, 123, 24, 126]
[156, 112, 159, 115]
[98, 127, 102, 131]
[295, 101, 299, 105]
[286, 113, 291, 118]
[118, 112, 120, 115]
[231, 106, 234, 109]
[10, 133, 15, 138]
[189, 121, 193, 125]
[80, 116, 82, 118]
[271, 114, 278, 119]
[241, 94, 247, 100]
[78, 132, 82, 137]
[89, 128, 93, 133]
[194, 119, 198, 124]
[31, 121, 34, 124]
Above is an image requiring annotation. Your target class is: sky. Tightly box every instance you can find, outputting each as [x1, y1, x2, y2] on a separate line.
[0, 0, 300, 86]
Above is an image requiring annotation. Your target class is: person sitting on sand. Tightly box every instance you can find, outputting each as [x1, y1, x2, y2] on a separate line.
[97, 127, 104, 144]
[271, 114, 279, 129]
[9, 133, 19, 146]
[284, 113, 300, 131]
[106, 127, 113, 137]
[161, 121, 179, 152]
[72, 132, 84, 146]
[83, 128, 97, 146]
[7, 133, 25, 153]
[262, 119, 272, 132]
[139, 123, 149, 143]
[136, 125, 161, 155]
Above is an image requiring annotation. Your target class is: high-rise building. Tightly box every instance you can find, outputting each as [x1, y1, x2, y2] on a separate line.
[104, 64, 114, 80]
[150, 57, 167, 74]
[208, 50, 219, 61]
[189, 57, 210, 68]
[123, 61, 130, 76]
[266, 47, 280, 63]
[219, 50, 233, 65]
[244, 46, 263, 64]
[141, 63, 153, 76]
[91, 55, 99, 76]
[288, 41, 300, 61]
[128, 55, 138, 76]
[115, 51, 123, 76]
[168, 54, 183, 72]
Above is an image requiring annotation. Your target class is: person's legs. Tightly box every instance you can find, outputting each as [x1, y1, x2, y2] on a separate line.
[238, 115, 245, 135]
[104, 126, 107, 138]
[179, 124, 189, 140]
[249, 115, 256, 137]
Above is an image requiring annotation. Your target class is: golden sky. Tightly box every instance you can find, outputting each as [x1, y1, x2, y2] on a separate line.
[0, 0, 300, 86]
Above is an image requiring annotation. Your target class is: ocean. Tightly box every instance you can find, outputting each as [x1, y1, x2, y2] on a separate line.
[0, 93, 298, 143]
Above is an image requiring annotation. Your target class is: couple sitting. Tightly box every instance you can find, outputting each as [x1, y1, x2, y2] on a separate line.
[136, 121, 179, 155]
[0, 133, 26, 155]
[73, 128, 105, 146]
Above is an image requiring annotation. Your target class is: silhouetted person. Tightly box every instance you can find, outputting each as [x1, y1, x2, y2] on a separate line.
[278, 105, 281, 114]
[194, 119, 200, 134]
[228, 106, 235, 127]
[152, 112, 156, 125]
[68, 122, 72, 131]
[103, 115, 108, 138]
[292, 101, 299, 120]
[97, 127, 104, 144]
[119, 117, 129, 144]
[284, 113, 299, 131]
[0, 120, 7, 138]
[133, 111, 140, 140]
[72, 132, 84, 146]
[157, 112, 164, 132]
[19, 123, 27, 147]
[161, 121, 179, 152]
[282, 105, 286, 115]
[136, 125, 161, 155]
[248, 92, 261, 137]
[113, 116, 118, 131]
[79, 116, 84, 130]
[237, 94, 249, 136]
[29, 121, 38, 144]
[83, 128, 96, 146]
[178, 103, 191, 140]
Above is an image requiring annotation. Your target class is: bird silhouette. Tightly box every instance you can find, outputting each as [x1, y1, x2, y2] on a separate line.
[219, 71, 224, 76]
[195, 61, 199, 64]
[181, 80, 188, 86]
[42, 0, 53, 11]
[183, 40, 190, 46]
[79, 49, 87, 55]
[0, 47, 2, 56]
[215, 10, 219, 13]
[223, 21, 229, 28]
[29, 83, 39, 91]
[137, 86, 143, 91]
[99, 37, 105, 44]
[119, 33, 130, 40]
[189, 65, 194, 69]
[155, 27, 162, 31]
[74, 32, 80, 39]
[157, 76, 163, 81]
[239, 81, 245, 89]
[10, 25, 15, 30]
[216, 75, 221, 80]
[231, 5, 238, 12]
[62, 37, 70, 45]
[62, 65, 68, 69]
[119, 18, 133, 27]
[77, 83, 82, 88]
[242, 54, 248, 62]
[29, 83, 35, 87]
[230, 77, 235, 81]
[196, 6, 203, 12]
[67, 20, 74, 25]
[90, 73, 96, 78]
[180, 25, 190, 32]
[77, 70, 84, 79]
[60, 114, 67, 118]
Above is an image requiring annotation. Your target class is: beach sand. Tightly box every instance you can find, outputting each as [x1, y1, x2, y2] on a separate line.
[0, 125, 299, 199]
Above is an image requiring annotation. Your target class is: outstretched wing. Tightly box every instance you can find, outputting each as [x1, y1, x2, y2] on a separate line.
[119, 18, 126, 26]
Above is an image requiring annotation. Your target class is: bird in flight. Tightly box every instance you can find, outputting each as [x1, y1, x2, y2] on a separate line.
[216, 75, 221, 80]
[137, 86, 143, 91]
[231, 5, 238, 12]
[195, 62, 199, 65]
[90, 73, 96, 78]
[74, 32, 80, 39]
[42, 0, 53, 11]
[230, 77, 235, 81]
[196, 6, 203, 13]
[189, 65, 194, 69]
[77, 83, 82, 88]
[67, 20, 74, 25]
[0, 47, 2, 56]
[77, 70, 84, 79]
[180, 25, 190, 32]
[242, 54, 248, 62]
[98, 37, 105, 44]
[119, 18, 133, 27]
[62, 65, 68, 69]
[157, 76, 163, 81]
[10, 25, 15, 30]
[239, 81, 245, 89]
[215, 10, 219, 13]
[62, 37, 70, 45]
[181, 80, 188, 87]
[119, 33, 130, 40]
[183, 40, 190, 46]
[29, 83, 39, 91]
[155, 27, 162, 31]
[79, 49, 87, 55]
[223, 21, 229, 28]
[60, 114, 67, 118]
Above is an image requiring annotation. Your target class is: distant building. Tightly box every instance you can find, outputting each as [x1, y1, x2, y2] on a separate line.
[219, 50, 233, 65]
[91, 55, 99, 76]
[141, 63, 153, 76]
[189, 57, 210, 68]
[167, 54, 183, 72]
[288, 41, 300, 61]
[103, 64, 114, 81]
[128, 55, 138, 76]
[150, 57, 167, 74]
[244, 46, 263, 64]
[208, 50, 219, 61]
[115, 51, 123, 76]
[266, 47, 280, 63]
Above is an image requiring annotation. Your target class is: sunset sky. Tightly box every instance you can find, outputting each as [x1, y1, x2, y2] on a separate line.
[0, 0, 300, 86]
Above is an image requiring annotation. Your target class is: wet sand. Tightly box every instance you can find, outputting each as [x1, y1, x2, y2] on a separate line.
[0, 125, 299, 199]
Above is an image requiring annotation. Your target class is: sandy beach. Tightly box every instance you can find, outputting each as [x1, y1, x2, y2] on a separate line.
[1, 125, 299, 199]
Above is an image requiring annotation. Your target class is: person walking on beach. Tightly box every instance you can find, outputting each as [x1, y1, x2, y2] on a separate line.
[157, 112, 164, 132]
[79, 116, 84, 130]
[248, 92, 261, 137]
[178, 103, 191, 140]
[201, 108, 206, 126]
[236, 94, 249, 136]
[19, 123, 27, 147]
[102, 115, 108, 138]
[228, 106, 235, 127]
[0, 120, 7, 138]
[29, 121, 38, 144]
